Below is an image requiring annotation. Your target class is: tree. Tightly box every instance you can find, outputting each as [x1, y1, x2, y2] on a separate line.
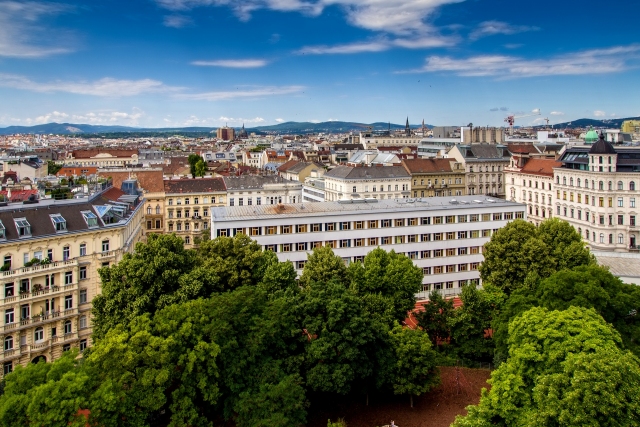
[188, 154, 204, 178]
[388, 325, 440, 408]
[453, 306, 640, 427]
[47, 160, 62, 175]
[480, 218, 594, 295]
[299, 246, 349, 287]
[91, 233, 195, 339]
[349, 248, 423, 325]
[195, 159, 206, 177]
[415, 290, 454, 349]
[448, 285, 503, 364]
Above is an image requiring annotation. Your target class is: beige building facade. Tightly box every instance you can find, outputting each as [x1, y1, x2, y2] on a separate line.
[0, 185, 144, 376]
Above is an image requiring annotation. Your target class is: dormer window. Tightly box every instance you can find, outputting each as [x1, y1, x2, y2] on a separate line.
[14, 218, 31, 237]
[50, 214, 67, 232]
[81, 211, 98, 228]
[0, 220, 5, 239]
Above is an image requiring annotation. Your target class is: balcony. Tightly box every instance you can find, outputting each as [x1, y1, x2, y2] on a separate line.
[1, 259, 78, 281]
[99, 251, 116, 259]
[2, 308, 78, 333]
[3, 283, 76, 305]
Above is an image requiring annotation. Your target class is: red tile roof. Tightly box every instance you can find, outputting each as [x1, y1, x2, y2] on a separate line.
[0, 189, 38, 202]
[520, 158, 562, 177]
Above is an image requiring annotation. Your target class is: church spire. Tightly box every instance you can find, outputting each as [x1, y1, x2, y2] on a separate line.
[405, 117, 411, 136]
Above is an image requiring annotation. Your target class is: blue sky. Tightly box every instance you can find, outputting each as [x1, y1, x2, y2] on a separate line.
[0, 0, 638, 129]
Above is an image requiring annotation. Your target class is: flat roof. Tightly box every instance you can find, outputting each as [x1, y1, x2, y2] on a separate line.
[211, 195, 524, 222]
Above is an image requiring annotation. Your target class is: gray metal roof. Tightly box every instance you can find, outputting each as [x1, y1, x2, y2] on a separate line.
[211, 195, 524, 222]
[324, 165, 410, 180]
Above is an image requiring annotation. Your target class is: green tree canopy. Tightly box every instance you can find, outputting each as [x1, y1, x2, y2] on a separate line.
[454, 306, 640, 427]
[187, 154, 205, 178]
[415, 290, 454, 349]
[480, 218, 594, 294]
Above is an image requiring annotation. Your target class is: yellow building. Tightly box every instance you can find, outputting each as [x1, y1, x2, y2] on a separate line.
[0, 183, 144, 376]
[621, 120, 640, 134]
[401, 158, 466, 198]
[144, 177, 227, 248]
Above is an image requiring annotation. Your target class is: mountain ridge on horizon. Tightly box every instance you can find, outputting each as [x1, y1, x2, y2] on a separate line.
[0, 116, 638, 135]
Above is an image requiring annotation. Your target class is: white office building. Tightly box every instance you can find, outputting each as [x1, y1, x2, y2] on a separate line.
[210, 196, 526, 299]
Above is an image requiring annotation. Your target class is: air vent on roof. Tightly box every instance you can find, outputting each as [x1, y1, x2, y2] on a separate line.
[449, 199, 459, 204]
[473, 200, 483, 204]
[486, 199, 496, 203]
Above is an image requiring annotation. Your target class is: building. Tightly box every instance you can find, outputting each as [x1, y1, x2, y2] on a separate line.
[277, 160, 325, 183]
[223, 175, 302, 206]
[401, 158, 466, 198]
[159, 178, 227, 247]
[217, 126, 235, 141]
[323, 166, 411, 201]
[621, 120, 640, 135]
[461, 127, 506, 144]
[0, 157, 47, 182]
[447, 144, 510, 197]
[505, 158, 561, 225]
[65, 149, 139, 168]
[0, 183, 144, 376]
[301, 177, 326, 202]
[554, 133, 640, 252]
[210, 196, 526, 300]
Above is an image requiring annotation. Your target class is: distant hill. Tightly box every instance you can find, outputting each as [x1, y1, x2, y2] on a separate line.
[538, 116, 640, 129]
[0, 121, 430, 136]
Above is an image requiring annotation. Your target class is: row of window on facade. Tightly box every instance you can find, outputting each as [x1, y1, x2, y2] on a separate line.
[559, 207, 637, 228]
[558, 177, 637, 191]
[2, 240, 110, 269]
[515, 178, 552, 191]
[413, 178, 464, 186]
[167, 207, 208, 219]
[3, 290, 88, 323]
[422, 279, 480, 292]
[558, 193, 638, 209]
[167, 196, 221, 206]
[229, 196, 293, 206]
[166, 222, 207, 232]
[3, 316, 89, 348]
[2, 269, 92, 297]
[215, 212, 521, 238]
[0, 212, 100, 240]
[3, 338, 89, 375]
[577, 227, 636, 247]
[263, 239, 488, 253]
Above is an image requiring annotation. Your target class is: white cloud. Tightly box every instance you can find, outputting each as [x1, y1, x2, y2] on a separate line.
[154, 0, 464, 49]
[23, 109, 145, 126]
[297, 34, 456, 55]
[470, 21, 538, 40]
[191, 59, 268, 68]
[594, 110, 606, 117]
[176, 85, 304, 101]
[0, 74, 179, 97]
[275, 118, 285, 123]
[163, 14, 193, 28]
[550, 111, 564, 116]
[405, 44, 640, 77]
[310, 119, 321, 123]
[218, 116, 265, 124]
[0, 1, 75, 58]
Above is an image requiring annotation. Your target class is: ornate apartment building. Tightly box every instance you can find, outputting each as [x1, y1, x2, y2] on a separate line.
[0, 183, 144, 376]
[323, 166, 411, 201]
[505, 158, 561, 225]
[554, 134, 640, 252]
[401, 158, 466, 198]
[447, 144, 510, 198]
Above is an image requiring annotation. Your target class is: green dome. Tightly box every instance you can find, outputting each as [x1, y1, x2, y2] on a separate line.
[585, 127, 599, 144]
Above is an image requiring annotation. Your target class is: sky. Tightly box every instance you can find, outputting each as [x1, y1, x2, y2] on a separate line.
[0, 0, 638, 129]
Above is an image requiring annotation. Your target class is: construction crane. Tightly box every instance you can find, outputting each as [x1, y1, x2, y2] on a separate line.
[504, 110, 541, 134]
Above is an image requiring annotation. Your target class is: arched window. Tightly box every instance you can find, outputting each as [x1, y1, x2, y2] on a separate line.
[556, 176, 560, 184]
[585, 229, 589, 239]
[64, 320, 72, 334]
[599, 181, 604, 190]
[146, 206, 151, 215]
[578, 227, 581, 235]
[570, 177, 574, 186]
[599, 156, 603, 163]
[619, 234, 624, 244]
[608, 181, 613, 191]
[600, 233, 604, 243]
[618, 181, 624, 190]
[63, 246, 70, 261]
[591, 180, 595, 189]
[563, 177, 567, 185]
[34, 327, 44, 342]
[577, 178, 581, 187]
[4, 335, 13, 350]
[609, 234, 613, 244]
[631, 182, 636, 191]
[156, 205, 160, 214]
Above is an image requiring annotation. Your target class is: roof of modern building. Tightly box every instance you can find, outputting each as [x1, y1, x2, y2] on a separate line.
[401, 158, 454, 174]
[164, 177, 227, 194]
[520, 159, 563, 177]
[211, 195, 524, 222]
[324, 165, 410, 180]
[594, 252, 640, 279]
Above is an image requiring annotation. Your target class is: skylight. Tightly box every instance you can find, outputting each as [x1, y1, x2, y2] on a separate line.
[0, 220, 5, 239]
[81, 211, 98, 228]
[14, 218, 31, 237]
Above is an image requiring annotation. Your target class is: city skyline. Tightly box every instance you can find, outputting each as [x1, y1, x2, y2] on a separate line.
[1, 0, 638, 129]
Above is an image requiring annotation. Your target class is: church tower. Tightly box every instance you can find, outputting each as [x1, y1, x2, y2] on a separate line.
[405, 117, 411, 136]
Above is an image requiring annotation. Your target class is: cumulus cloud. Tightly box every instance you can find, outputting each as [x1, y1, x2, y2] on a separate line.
[0, 1, 76, 57]
[550, 111, 564, 116]
[191, 59, 268, 68]
[594, 110, 606, 117]
[0, 74, 179, 96]
[176, 85, 305, 101]
[163, 14, 193, 28]
[297, 34, 456, 54]
[470, 20, 538, 40]
[275, 118, 285, 123]
[404, 44, 640, 77]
